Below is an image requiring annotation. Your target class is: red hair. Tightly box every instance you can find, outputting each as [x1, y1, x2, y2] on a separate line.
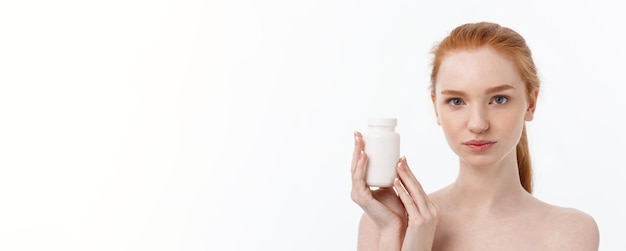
[430, 22, 539, 193]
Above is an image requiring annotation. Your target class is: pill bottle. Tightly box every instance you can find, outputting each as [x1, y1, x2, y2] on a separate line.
[363, 118, 400, 187]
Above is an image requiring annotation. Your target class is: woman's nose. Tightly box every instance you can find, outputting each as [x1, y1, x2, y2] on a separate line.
[467, 106, 489, 134]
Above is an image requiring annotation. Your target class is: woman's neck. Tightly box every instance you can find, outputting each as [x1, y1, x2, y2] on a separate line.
[447, 153, 530, 215]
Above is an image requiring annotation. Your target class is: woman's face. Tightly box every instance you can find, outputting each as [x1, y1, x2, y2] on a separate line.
[432, 46, 537, 168]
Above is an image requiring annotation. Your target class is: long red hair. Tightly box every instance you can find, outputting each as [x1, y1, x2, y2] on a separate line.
[430, 22, 540, 193]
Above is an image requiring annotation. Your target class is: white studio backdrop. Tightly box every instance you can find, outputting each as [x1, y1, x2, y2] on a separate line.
[0, 0, 624, 250]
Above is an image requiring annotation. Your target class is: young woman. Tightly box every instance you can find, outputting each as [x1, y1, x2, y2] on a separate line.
[350, 22, 599, 251]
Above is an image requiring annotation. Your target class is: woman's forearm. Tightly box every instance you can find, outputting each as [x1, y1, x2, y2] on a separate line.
[357, 213, 405, 251]
[378, 229, 404, 251]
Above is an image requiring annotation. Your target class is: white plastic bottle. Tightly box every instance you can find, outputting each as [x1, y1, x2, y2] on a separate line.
[364, 118, 400, 187]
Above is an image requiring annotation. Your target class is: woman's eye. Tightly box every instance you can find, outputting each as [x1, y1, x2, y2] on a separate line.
[492, 96, 508, 104]
[447, 98, 464, 106]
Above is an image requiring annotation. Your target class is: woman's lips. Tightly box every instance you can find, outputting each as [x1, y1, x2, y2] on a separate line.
[463, 140, 496, 152]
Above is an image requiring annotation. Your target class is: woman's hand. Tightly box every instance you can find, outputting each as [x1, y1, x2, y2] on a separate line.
[351, 131, 407, 250]
[394, 156, 439, 251]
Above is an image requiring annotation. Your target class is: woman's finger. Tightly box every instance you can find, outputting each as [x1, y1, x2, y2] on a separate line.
[352, 150, 376, 209]
[394, 176, 420, 215]
[427, 198, 439, 216]
[400, 157, 428, 197]
[396, 157, 431, 216]
[351, 131, 364, 173]
[352, 151, 368, 190]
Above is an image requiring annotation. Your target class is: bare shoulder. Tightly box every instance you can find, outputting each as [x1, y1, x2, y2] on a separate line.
[539, 202, 600, 251]
[427, 185, 449, 205]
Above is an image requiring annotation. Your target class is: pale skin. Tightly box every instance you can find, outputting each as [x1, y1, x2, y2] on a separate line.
[351, 46, 600, 251]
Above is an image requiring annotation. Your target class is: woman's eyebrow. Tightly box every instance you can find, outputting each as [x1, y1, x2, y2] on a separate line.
[440, 84, 515, 96]
[486, 84, 515, 94]
[440, 89, 465, 96]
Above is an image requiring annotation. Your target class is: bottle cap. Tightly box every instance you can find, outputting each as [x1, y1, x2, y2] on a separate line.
[368, 118, 397, 127]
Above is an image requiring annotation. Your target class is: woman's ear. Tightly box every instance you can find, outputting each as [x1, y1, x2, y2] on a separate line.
[524, 89, 539, 121]
[431, 92, 441, 125]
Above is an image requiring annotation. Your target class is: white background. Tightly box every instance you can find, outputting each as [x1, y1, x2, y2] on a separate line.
[1, 0, 624, 250]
